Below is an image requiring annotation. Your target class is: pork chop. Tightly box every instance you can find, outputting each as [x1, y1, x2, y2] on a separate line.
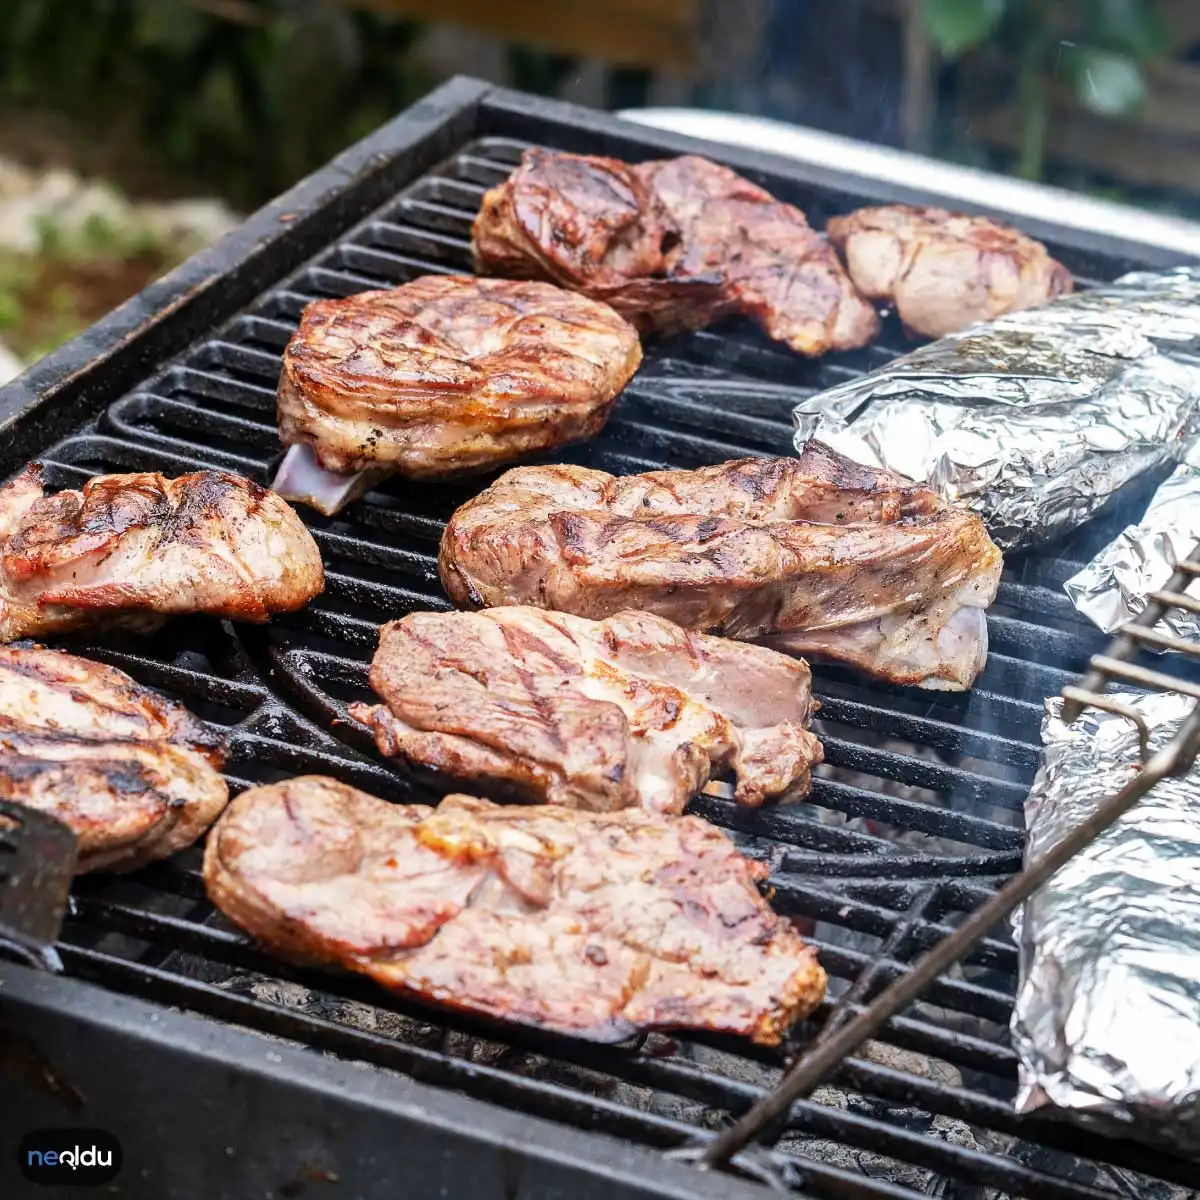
[473, 148, 879, 356]
[349, 606, 822, 814]
[204, 776, 827, 1044]
[0, 645, 228, 872]
[273, 274, 642, 514]
[439, 441, 1003, 690]
[0, 464, 323, 640]
[826, 204, 1073, 338]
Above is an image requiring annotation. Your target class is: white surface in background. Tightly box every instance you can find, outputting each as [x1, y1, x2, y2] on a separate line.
[0, 156, 241, 382]
[0, 158, 239, 255]
[0, 342, 21, 385]
[619, 108, 1200, 257]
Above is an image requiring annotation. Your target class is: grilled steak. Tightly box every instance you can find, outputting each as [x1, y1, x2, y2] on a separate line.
[473, 148, 879, 356]
[826, 204, 1073, 338]
[440, 441, 1003, 690]
[0, 464, 323, 640]
[273, 275, 642, 514]
[349, 607, 822, 813]
[0, 645, 228, 872]
[204, 776, 826, 1044]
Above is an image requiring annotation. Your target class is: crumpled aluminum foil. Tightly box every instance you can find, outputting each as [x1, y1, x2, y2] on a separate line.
[1011, 692, 1200, 1152]
[1064, 438, 1200, 642]
[793, 267, 1200, 550]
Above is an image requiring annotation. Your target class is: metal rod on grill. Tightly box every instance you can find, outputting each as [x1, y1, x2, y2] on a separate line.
[1062, 546, 1200, 724]
[699, 542, 1200, 1171]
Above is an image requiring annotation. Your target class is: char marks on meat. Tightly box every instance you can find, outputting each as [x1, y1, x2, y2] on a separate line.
[440, 441, 1003, 690]
[274, 274, 641, 512]
[204, 776, 826, 1044]
[0, 645, 228, 872]
[349, 607, 822, 814]
[473, 148, 879, 357]
[0, 464, 323, 640]
[826, 204, 1073, 338]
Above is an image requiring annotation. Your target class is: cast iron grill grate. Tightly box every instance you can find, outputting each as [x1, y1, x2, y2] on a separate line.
[11, 122, 1200, 1199]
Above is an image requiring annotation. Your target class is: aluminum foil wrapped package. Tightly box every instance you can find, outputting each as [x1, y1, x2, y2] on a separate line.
[1012, 692, 1200, 1151]
[1064, 438, 1200, 642]
[793, 267, 1200, 550]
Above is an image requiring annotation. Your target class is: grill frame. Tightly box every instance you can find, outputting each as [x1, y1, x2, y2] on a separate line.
[0, 76, 1198, 1200]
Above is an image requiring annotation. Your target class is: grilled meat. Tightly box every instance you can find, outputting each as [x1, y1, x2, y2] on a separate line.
[826, 204, 1073, 338]
[440, 441, 1003, 690]
[473, 148, 879, 356]
[273, 275, 642, 514]
[0, 464, 323, 640]
[204, 776, 826, 1044]
[0, 645, 228, 872]
[349, 607, 822, 814]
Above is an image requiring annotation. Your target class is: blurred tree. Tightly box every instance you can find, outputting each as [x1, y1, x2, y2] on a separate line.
[919, 0, 1170, 178]
[0, 0, 430, 208]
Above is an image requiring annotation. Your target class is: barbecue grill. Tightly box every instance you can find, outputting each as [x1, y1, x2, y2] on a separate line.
[1, 77, 1198, 1199]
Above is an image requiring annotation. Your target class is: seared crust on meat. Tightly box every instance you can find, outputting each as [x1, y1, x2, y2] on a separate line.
[0, 645, 229, 872]
[277, 274, 642, 478]
[348, 607, 823, 814]
[826, 204, 1073, 338]
[0, 465, 323, 640]
[473, 148, 879, 356]
[204, 776, 827, 1044]
[439, 442, 1003, 690]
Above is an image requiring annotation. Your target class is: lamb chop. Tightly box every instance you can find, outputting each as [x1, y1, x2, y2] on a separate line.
[472, 148, 879, 356]
[440, 441, 1003, 690]
[826, 204, 1073, 338]
[204, 776, 826, 1044]
[349, 607, 823, 814]
[272, 274, 642, 515]
[0, 645, 228, 872]
[0, 464, 323, 640]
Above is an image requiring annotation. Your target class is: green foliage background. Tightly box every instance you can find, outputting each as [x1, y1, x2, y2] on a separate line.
[918, 0, 1170, 179]
[0, 0, 1178, 204]
[0, 0, 431, 209]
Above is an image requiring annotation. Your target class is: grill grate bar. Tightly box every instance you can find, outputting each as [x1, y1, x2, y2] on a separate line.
[53, 909, 1137, 1200]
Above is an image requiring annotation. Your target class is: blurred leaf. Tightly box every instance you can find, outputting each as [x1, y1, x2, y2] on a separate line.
[0, 289, 23, 331]
[1071, 47, 1147, 116]
[1091, 0, 1170, 58]
[0, 0, 429, 207]
[133, 1, 210, 52]
[920, 0, 1006, 57]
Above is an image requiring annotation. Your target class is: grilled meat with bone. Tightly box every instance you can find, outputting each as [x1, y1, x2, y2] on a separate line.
[204, 776, 826, 1044]
[826, 204, 1073, 338]
[349, 607, 822, 814]
[440, 441, 1003, 690]
[0, 645, 228, 872]
[272, 274, 642, 515]
[0, 464, 323, 641]
[473, 148, 879, 357]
